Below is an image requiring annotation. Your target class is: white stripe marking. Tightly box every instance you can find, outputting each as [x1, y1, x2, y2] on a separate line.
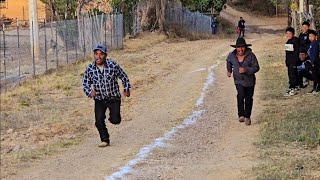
[105, 60, 222, 180]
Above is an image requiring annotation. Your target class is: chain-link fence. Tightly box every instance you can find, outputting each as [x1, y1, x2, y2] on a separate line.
[0, 13, 123, 92]
[165, 2, 212, 36]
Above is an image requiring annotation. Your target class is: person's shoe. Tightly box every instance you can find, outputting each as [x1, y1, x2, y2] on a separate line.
[245, 118, 251, 126]
[307, 89, 315, 94]
[238, 116, 245, 122]
[284, 89, 296, 96]
[312, 90, 319, 95]
[98, 140, 110, 147]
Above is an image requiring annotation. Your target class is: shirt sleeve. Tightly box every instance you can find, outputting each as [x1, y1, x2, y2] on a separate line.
[82, 66, 93, 97]
[246, 54, 260, 75]
[226, 53, 233, 73]
[115, 63, 131, 91]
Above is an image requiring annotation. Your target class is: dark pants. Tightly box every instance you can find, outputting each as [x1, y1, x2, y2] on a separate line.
[239, 28, 245, 37]
[298, 70, 313, 87]
[211, 26, 217, 34]
[236, 85, 255, 118]
[312, 67, 320, 91]
[94, 98, 121, 142]
[287, 64, 298, 89]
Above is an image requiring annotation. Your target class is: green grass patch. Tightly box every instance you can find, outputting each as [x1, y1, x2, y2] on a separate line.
[253, 41, 320, 179]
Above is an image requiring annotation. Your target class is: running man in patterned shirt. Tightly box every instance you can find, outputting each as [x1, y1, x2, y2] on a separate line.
[82, 44, 131, 147]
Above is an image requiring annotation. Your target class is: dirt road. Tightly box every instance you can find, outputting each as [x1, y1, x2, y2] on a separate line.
[4, 6, 287, 180]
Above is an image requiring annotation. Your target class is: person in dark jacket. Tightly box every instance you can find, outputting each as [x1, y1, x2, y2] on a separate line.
[297, 50, 313, 88]
[299, 21, 311, 52]
[227, 37, 260, 126]
[307, 30, 320, 94]
[284, 27, 300, 96]
[211, 16, 219, 34]
[238, 17, 246, 37]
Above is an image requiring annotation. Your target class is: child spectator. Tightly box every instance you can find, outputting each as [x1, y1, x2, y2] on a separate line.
[297, 50, 313, 88]
[307, 30, 320, 94]
[284, 27, 300, 96]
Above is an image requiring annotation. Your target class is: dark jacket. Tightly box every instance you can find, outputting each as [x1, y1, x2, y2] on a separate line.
[307, 40, 320, 66]
[285, 37, 300, 65]
[238, 20, 245, 29]
[227, 48, 260, 87]
[297, 59, 312, 72]
[299, 30, 311, 52]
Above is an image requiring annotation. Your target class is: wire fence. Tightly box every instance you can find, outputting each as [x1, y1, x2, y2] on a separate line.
[0, 13, 123, 92]
[165, 2, 212, 37]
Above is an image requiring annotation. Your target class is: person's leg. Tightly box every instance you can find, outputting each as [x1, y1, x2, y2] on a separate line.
[297, 71, 304, 88]
[107, 97, 122, 125]
[244, 86, 255, 118]
[311, 68, 318, 91]
[316, 69, 320, 91]
[288, 65, 297, 89]
[235, 84, 245, 118]
[242, 28, 245, 37]
[94, 100, 109, 142]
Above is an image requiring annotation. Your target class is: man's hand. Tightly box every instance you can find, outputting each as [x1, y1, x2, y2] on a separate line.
[239, 67, 247, 74]
[124, 89, 130, 97]
[89, 89, 97, 98]
[227, 71, 232, 77]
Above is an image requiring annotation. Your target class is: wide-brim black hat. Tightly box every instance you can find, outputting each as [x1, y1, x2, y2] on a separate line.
[230, 37, 252, 48]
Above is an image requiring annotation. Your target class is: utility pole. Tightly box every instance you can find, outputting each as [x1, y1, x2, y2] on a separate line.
[28, 0, 40, 63]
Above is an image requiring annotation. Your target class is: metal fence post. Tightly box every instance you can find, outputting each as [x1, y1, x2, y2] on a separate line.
[82, 15, 86, 56]
[65, 20, 69, 63]
[44, 19, 48, 71]
[55, 22, 58, 67]
[3, 24, 6, 58]
[17, 18, 20, 48]
[32, 21, 36, 76]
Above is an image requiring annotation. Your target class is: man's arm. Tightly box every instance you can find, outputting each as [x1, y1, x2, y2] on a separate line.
[226, 54, 233, 77]
[115, 63, 131, 96]
[82, 66, 94, 97]
[245, 54, 260, 75]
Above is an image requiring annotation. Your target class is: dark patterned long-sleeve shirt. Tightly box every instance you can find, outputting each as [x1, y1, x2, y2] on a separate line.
[82, 59, 131, 100]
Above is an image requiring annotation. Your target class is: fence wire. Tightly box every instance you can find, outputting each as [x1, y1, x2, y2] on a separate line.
[0, 13, 123, 92]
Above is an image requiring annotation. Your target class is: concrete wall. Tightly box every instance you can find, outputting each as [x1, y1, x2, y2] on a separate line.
[0, 0, 47, 21]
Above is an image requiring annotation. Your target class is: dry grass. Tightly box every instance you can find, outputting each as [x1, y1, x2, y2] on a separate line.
[252, 38, 320, 179]
[0, 32, 172, 178]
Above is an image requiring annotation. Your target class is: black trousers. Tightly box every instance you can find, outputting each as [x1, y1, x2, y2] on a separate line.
[94, 98, 121, 142]
[236, 84, 255, 118]
[312, 67, 320, 91]
[298, 70, 313, 87]
[239, 28, 245, 37]
[287, 64, 298, 89]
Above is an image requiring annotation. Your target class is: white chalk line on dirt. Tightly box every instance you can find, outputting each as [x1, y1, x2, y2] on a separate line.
[105, 53, 228, 180]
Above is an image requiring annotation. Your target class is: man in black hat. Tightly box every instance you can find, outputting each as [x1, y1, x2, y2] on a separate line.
[227, 37, 260, 125]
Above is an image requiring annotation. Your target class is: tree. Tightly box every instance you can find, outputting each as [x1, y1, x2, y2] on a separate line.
[180, 0, 226, 13]
[40, 0, 78, 20]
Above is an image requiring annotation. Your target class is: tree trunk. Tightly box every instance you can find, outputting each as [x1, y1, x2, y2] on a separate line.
[155, 0, 167, 32]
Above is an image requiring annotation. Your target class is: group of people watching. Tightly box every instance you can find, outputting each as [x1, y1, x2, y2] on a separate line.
[285, 21, 320, 96]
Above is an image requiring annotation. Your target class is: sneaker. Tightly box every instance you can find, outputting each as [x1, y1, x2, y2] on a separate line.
[245, 118, 251, 126]
[312, 90, 319, 95]
[98, 140, 110, 147]
[284, 89, 296, 96]
[238, 116, 245, 122]
[307, 89, 315, 94]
